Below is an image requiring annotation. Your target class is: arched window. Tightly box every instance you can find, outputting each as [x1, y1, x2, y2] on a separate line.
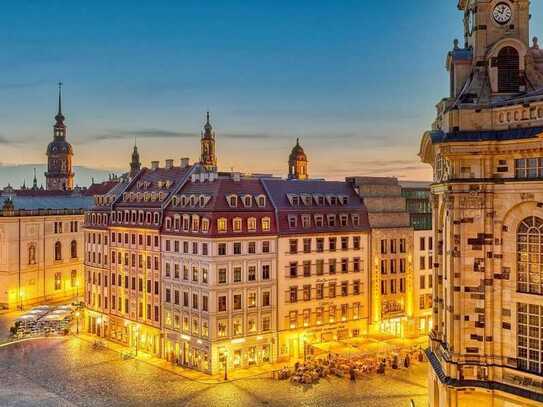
[55, 241, 62, 261]
[497, 46, 520, 93]
[517, 216, 543, 294]
[71, 240, 77, 259]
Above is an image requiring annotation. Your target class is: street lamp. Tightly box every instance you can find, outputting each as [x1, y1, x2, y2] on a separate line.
[223, 350, 229, 381]
[135, 324, 140, 356]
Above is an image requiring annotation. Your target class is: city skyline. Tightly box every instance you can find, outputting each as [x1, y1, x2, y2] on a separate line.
[4, 1, 542, 182]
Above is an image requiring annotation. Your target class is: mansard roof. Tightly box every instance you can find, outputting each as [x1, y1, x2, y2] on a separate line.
[261, 179, 370, 235]
[116, 165, 194, 208]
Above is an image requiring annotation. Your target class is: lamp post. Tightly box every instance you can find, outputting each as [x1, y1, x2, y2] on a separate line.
[223, 351, 228, 381]
[135, 324, 140, 356]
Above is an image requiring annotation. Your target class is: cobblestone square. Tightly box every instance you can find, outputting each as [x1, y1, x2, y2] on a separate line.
[0, 338, 428, 407]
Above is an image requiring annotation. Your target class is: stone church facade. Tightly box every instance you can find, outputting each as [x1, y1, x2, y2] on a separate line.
[420, 0, 543, 405]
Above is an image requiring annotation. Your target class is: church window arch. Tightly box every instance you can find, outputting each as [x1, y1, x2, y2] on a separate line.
[517, 216, 543, 295]
[497, 46, 520, 93]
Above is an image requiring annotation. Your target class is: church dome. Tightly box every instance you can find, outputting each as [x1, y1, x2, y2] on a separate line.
[47, 138, 73, 155]
[289, 138, 307, 162]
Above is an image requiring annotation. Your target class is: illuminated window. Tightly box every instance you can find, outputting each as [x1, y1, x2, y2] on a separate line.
[217, 218, 227, 233]
[518, 216, 543, 294]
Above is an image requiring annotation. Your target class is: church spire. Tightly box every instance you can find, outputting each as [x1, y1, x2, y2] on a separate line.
[200, 111, 217, 171]
[32, 168, 38, 190]
[55, 82, 65, 128]
[129, 139, 141, 179]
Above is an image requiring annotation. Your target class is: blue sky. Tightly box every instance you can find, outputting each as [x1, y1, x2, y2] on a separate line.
[0, 1, 541, 184]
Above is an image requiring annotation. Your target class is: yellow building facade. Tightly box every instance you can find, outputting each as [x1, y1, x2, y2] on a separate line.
[420, 0, 543, 405]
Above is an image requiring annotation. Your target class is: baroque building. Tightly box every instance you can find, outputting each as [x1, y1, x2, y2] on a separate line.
[288, 138, 308, 180]
[46, 83, 74, 191]
[420, 0, 543, 405]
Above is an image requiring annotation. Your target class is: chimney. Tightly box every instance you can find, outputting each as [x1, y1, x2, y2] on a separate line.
[151, 161, 159, 170]
[180, 158, 190, 168]
[165, 159, 174, 169]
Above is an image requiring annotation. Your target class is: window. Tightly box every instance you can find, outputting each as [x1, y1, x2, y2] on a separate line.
[303, 238, 311, 253]
[218, 296, 227, 312]
[517, 216, 543, 294]
[248, 292, 256, 308]
[517, 303, 543, 375]
[289, 262, 298, 278]
[316, 283, 324, 299]
[218, 320, 227, 337]
[248, 266, 256, 281]
[316, 259, 324, 276]
[218, 268, 227, 284]
[233, 218, 242, 232]
[217, 218, 227, 232]
[353, 257, 360, 272]
[329, 237, 337, 251]
[341, 281, 348, 296]
[301, 215, 311, 228]
[353, 236, 360, 250]
[380, 239, 387, 255]
[262, 291, 271, 307]
[329, 259, 336, 274]
[303, 285, 311, 301]
[262, 241, 270, 253]
[497, 46, 520, 93]
[303, 261, 311, 277]
[54, 242, 62, 261]
[288, 216, 297, 229]
[419, 237, 425, 251]
[515, 158, 543, 179]
[247, 217, 257, 232]
[399, 239, 406, 253]
[353, 280, 360, 295]
[341, 258, 348, 273]
[390, 239, 397, 254]
[419, 256, 426, 270]
[289, 239, 298, 254]
[316, 238, 324, 253]
[380, 259, 387, 275]
[233, 267, 242, 283]
[262, 217, 271, 232]
[233, 294, 242, 310]
[262, 264, 270, 280]
[218, 243, 227, 256]
[262, 316, 271, 332]
[420, 275, 426, 289]
[329, 282, 336, 298]
[54, 272, 62, 290]
[289, 287, 298, 303]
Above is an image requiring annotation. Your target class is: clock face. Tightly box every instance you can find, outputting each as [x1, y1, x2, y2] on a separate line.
[493, 2, 512, 25]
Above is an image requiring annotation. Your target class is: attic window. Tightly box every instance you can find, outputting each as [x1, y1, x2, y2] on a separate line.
[339, 214, 348, 227]
[257, 196, 266, 207]
[228, 195, 238, 207]
[248, 217, 257, 232]
[315, 214, 324, 227]
[244, 196, 252, 207]
[301, 215, 311, 229]
[352, 214, 360, 226]
[201, 218, 210, 233]
[291, 195, 300, 206]
[327, 214, 336, 227]
[288, 215, 297, 229]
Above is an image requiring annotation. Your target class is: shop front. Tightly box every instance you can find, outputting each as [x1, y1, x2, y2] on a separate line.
[164, 331, 211, 373]
[213, 334, 276, 375]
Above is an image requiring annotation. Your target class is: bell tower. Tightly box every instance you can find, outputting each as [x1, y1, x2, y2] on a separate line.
[452, 0, 532, 96]
[200, 112, 217, 172]
[45, 82, 74, 191]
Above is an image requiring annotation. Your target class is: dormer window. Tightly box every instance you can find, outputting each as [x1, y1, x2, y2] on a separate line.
[291, 196, 300, 206]
[227, 195, 238, 208]
[341, 196, 348, 205]
[202, 218, 210, 233]
[327, 214, 336, 227]
[315, 214, 324, 227]
[339, 214, 348, 227]
[257, 195, 266, 207]
[172, 196, 178, 206]
[242, 196, 251, 208]
[262, 217, 271, 232]
[329, 196, 337, 205]
[301, 194, 311, 206]
[217, 218, 227, 232]
[199, 195, 206, 207]
[165, 217, 172, 230]
[301, 214, 311, 229]
[248, 217, 257, 232]
[233, 217, 242, 232]
[288, 215, 297, 229]
[192, 215, 200, 232]
[352, 214, 360, 226]
[190, 195, 196, 206]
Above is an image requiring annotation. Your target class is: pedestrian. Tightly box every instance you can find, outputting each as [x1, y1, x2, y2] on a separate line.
[349, 366, 356, 382]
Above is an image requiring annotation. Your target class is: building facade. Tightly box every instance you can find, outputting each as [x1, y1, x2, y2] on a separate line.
[420, 0, 543, 405]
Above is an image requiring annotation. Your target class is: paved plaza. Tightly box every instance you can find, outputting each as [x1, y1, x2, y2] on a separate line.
[0, 337, 428, 407]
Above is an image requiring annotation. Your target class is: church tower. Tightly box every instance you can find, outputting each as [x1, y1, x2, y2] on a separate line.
[288, 138, 308, 180]
[45, 83, 74, 191]
[421, 2, 543, 406]
[200, 112, 217, 172]
[129, 142, 141, 179]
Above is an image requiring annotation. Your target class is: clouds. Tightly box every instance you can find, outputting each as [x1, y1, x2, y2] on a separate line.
[84, 128, 279, 143]
[0, 80, 48, 91]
